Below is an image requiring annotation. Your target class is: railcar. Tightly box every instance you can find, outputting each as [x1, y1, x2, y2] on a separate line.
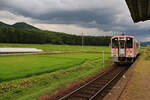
[111, 35, 140, 64]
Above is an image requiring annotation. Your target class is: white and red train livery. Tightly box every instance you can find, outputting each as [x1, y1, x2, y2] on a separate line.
[111, 35, 140, 64]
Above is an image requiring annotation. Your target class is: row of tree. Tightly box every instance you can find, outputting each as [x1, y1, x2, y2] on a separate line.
[0, 27, 111, 46]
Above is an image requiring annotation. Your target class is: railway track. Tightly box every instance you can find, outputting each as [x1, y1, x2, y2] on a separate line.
[59, 65, 129, 100]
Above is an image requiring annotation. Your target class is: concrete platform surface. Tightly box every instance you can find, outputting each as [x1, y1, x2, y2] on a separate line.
[120, 53, 150, 100]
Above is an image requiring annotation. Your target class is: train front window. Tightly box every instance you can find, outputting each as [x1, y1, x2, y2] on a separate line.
[112, 38, 118, 48]
[126, 38, 133, 48]
[119, 40, 125, 49]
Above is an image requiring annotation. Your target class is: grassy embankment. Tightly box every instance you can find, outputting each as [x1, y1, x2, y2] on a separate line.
[0, 44, 112, 100]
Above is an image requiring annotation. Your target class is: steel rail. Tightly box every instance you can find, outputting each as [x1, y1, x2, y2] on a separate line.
[89, 67, 125, 100]
[59, 66, 125, 100]
[59, 66, 117, 100]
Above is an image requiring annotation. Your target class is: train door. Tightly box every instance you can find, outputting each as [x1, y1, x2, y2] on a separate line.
[119, 37, 126, 57]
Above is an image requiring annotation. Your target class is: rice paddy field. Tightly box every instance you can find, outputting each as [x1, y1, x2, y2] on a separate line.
[0, 44, 112, 100]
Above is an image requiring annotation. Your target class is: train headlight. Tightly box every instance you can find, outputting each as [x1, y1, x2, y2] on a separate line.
[127, 51, 133, 56]
[112, 51, 117, 56]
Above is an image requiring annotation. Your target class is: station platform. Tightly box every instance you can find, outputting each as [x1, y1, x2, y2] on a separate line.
[103, 53, 150, 100]
[119, 53, 150, 100]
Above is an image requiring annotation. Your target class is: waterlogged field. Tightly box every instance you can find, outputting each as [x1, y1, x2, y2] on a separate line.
[0, 43, 110, 52]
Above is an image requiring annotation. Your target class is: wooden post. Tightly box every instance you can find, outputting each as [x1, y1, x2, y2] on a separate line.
[102, 51, 104, 68]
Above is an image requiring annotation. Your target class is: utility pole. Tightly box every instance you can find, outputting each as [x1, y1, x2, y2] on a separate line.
[82, 32, 84, 48]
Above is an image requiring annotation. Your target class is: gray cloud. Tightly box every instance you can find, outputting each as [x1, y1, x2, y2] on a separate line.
[0, 0, 150, 41]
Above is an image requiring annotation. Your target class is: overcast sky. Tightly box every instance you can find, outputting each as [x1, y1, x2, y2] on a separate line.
[0, 0, 150, 41]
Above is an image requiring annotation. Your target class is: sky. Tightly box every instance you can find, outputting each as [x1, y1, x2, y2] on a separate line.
[0, 0, 150, 42]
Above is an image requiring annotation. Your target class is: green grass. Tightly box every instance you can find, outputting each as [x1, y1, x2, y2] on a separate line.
[0, 53, 100, 82]
[141, 46, 150, 60]
[0, 43, 110, 52]
[0, 43, 111, 100]
[0, 53, 112, 100]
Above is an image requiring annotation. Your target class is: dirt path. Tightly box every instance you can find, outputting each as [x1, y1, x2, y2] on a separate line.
[120, 53, 150, 100]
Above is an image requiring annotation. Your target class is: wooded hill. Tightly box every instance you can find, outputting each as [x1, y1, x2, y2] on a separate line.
[0, 22, 111, 46]
[0, 22, 39, 30]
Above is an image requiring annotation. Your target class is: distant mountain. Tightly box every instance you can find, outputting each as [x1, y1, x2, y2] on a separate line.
[0, 21, 39, 30]
[12, 22, 39, 30]
[0, 21, 11, 28]
[141, 41, 150, 45]
[0, 21, 111, 45]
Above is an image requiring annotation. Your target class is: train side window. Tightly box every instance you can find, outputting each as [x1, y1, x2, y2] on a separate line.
[112, 38, 118, 48]
[126, 38, 133, 48]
